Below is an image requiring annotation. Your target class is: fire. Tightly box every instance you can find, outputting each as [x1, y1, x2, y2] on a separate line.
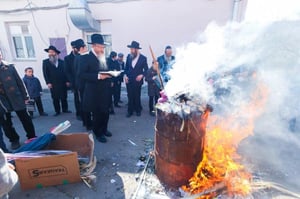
[182, 83, 268, 198]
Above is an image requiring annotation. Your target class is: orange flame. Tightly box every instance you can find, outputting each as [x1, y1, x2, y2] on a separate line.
[182, 83, 268, 198]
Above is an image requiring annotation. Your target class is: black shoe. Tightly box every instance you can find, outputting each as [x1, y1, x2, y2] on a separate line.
[40, 112, 48, 116]
[136, 112, 141, 116]
[104, 131, 112, 137]
[149, 111, 155, 116]
[96, 135, 107, 143]
[11, 141, 21, 150]
[114, 104, 121, 108]
[63, 110, 72, 113]
[53, 112, 60, 116]
[126, 112, 132, 118]
[76, 115, 82, 121]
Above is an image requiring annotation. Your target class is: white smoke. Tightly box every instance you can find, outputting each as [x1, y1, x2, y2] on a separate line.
[163, 0, 300, 192]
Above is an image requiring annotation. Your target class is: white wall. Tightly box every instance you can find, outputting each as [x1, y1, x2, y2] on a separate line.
[0, 0, 247, 88]
[89, 0, 235, 59]
[0, 0, 81, 87]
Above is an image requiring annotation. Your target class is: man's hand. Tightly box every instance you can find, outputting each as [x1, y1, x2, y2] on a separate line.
[124, 76, 129, 84]
[47, 83, 52, 89]
[136, 74, 143, 82]
[98, 74, 111, 80]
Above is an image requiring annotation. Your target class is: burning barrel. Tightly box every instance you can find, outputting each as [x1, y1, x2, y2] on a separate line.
[155, 107, 209, 188]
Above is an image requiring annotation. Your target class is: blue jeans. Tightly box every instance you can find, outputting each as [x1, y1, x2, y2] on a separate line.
[0, 126, 9, 153]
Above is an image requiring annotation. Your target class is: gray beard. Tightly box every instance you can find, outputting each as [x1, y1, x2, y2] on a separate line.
[49, 56, 57, 64]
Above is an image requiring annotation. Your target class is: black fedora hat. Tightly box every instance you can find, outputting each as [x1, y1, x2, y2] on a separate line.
[73, 39, 86, 49]
[88, 34, 105, 45]
[44, 45, 60, 54]
[127, 41, 141, 49]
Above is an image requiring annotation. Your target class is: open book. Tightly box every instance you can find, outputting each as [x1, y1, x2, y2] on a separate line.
[99, 70, 124, 77]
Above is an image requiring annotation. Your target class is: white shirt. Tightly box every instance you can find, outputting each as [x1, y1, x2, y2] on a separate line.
[131, 53, 140, 68]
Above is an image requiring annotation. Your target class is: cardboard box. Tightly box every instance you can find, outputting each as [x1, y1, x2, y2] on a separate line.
[15, 133, 94, 190]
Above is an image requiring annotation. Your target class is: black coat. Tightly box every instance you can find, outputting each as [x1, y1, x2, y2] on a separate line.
[118, 61, 125, 82]
[106, 58, 120, 83]
[125, 54, 148, 85]
[78, 51, 112, 113]
[145, 67, 160, 97]
[0, 63, 28, 114]
[23, 75, 42, 98]
[64, 52, 76, 89]
[42, 59, 68, 99]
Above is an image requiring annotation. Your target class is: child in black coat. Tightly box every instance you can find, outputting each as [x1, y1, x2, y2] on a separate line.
[145, 65, 161, 116]
[23, 67, 48, 117]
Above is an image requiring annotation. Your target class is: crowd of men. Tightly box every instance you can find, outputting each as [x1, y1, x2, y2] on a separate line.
[0, 33, 175, 151]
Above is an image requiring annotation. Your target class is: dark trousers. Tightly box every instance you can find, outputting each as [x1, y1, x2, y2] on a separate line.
[0, 110, 36, 142]
[92, 111, 109, 137]
[79, 89, 92, 128]
[29, 96, 45, 116]
[149, 95, 159, 112]
[127, 82, 142, 114]
[73, 89, 81, 116]
[113, 81, 121, 105]
[53, 98, 68, 113]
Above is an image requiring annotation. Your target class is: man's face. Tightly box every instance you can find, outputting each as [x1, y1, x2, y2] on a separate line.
[165, 48, 172, 57]
[130, 48, 138, 58]
[118, 56, 123, 62]
[48, 50, 57, 58]
[92, 44, 105, 56]
[73, 47, 79, 55]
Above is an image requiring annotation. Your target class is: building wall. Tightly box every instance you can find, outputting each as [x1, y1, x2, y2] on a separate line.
[0, 0, 247, 88]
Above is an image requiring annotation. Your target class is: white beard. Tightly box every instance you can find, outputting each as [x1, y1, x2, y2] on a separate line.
[98, 54, 108, 70]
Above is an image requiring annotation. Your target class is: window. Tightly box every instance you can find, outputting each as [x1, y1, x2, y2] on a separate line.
[8, 23, 36, 59]
[86, 34, 112, 57]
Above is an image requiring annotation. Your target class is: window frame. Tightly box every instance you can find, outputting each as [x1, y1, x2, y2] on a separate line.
[6, 22, 36, 60]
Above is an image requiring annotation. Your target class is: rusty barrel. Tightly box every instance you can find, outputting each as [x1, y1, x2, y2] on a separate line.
[155, 108, 208, 188]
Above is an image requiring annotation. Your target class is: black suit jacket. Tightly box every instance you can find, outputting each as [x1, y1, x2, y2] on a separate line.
[64, 52, 76, 88]
[42, 59, 68, 98]
[78, 51, 112, 112]
[125, 54, 148, 85]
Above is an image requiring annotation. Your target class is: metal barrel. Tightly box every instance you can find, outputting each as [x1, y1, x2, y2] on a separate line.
[155, 108, 208, 188]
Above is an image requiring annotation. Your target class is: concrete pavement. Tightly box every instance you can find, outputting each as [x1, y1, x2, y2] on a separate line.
[6, 86, 156, 199]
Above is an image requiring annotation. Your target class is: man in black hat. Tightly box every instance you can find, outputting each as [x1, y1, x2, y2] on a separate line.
[64, 39, 85, 120]
[107, 51, 122, 110]
[78, 34, 112, 143]
[73, 40, 92, 130]
[42, 45, 71, 116]
[124, 41, 148, 117]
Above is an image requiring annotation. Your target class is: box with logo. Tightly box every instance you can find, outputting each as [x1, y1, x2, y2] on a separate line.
[15, 133, 94, 190]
